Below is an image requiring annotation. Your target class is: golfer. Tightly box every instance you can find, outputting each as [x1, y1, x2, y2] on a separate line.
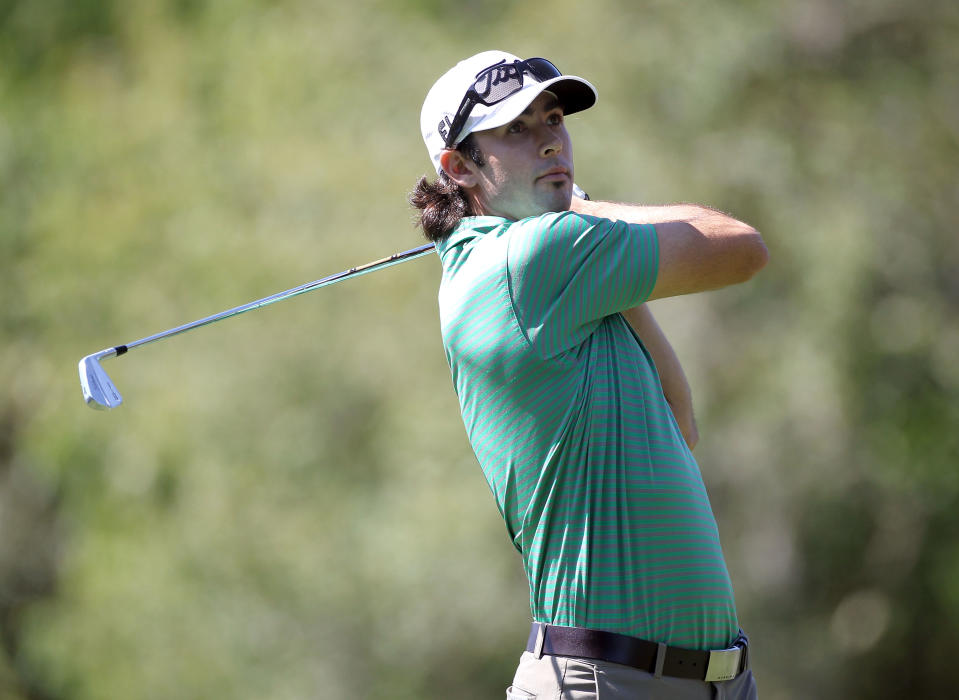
[411, 51, 768, 699]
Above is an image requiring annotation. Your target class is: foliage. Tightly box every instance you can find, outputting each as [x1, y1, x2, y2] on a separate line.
[1, 0, 956, 697]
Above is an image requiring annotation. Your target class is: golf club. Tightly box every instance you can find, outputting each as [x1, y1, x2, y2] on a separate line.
[79, 242, 436, 410]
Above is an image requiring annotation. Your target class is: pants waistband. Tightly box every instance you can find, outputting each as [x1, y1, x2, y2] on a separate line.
[525, 623, 748, 683]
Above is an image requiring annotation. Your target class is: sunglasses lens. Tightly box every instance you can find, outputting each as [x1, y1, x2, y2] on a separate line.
[524, 58, 562, 82]
[471, 65, 525, 104]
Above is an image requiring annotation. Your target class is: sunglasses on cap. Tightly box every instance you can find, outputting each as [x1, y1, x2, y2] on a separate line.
[441, 57, 563, 149]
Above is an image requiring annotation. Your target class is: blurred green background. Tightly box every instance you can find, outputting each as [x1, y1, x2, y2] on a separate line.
[2, 0, 957, 697]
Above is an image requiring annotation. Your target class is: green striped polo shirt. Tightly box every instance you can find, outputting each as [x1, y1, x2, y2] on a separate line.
[435, 211, 739, 651]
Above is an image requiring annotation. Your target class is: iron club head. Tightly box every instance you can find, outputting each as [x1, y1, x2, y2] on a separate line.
[79, 350, 123, 409]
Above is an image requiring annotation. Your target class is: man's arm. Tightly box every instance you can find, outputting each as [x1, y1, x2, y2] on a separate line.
[569, 199, 769, 300]
[622, 304, 699, 449]
[566, 197, 765, 447]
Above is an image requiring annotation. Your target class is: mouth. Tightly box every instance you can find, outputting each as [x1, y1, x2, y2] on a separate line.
[536, 166, 570, 184]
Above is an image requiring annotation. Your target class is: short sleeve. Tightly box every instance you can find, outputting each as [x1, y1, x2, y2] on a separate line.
[506, 211, 658, 358]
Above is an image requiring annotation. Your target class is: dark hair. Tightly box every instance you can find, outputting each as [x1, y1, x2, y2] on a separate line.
[409, 135, 485, 242]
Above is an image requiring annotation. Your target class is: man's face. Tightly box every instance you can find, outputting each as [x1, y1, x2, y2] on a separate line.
[467, 92, 574, 221]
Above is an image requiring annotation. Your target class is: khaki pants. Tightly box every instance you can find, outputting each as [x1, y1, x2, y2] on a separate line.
[507, 651, 758, 700]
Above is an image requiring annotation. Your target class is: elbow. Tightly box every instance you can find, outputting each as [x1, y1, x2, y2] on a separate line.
[671, 403, 699, 450]
[735, 228, 769, 283]
[750, 230, 770, 273]
[684, 423, 700, 451]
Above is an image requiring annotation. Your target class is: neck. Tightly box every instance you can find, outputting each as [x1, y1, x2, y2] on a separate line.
[463, 188, 490, 218]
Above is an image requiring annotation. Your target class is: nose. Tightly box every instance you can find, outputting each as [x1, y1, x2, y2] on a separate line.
[538, 126, 563, 158]
[540, 136, 562, 158]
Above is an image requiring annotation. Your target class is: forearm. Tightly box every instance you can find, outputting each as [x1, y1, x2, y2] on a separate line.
[571, 198, 747, 237]
[570, 198, 708, 225]
[621, 304, 699, 449]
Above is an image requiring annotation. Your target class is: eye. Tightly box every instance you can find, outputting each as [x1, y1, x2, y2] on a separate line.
[507, 121, 527, 134]
[547, 112, 564, 126]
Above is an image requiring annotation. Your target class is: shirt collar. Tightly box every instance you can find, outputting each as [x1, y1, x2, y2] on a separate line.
[436, 216, 510, 256]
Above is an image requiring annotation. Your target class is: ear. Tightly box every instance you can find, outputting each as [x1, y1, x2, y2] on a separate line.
[439, 148, 480, 188]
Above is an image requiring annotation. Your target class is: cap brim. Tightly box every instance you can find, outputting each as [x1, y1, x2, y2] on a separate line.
[543, 75, 597, 115]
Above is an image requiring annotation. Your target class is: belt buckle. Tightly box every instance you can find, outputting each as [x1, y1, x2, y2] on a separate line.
[704, 646, 742, 682]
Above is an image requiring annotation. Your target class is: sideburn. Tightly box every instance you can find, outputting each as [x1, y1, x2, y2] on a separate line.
[458, 134, 485, 168]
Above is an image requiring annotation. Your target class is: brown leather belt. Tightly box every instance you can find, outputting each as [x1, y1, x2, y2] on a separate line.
[525, 623, 747, 683]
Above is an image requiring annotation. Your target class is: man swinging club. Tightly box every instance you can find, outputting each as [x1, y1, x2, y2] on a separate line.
[410, 51, 768, 699]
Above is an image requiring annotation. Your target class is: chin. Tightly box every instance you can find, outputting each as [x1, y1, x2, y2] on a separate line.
[544, 188, 573, 213]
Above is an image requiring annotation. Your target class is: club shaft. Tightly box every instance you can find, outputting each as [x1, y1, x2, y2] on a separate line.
[111, 243, 435, 356]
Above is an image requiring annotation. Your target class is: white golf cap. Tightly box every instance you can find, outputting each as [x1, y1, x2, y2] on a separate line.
[421, 50, 597, 175]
